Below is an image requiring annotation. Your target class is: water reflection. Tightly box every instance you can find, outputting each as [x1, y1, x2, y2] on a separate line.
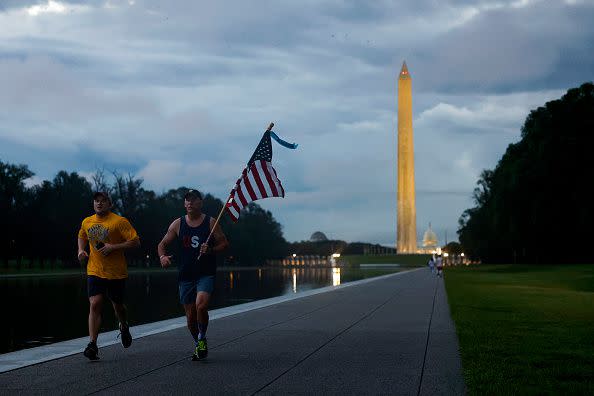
[0, 266, 402, 354]
[333, 267, 341, 286]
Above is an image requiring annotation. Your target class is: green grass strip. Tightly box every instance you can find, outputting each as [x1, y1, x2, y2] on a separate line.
[445, 264, 594, 395]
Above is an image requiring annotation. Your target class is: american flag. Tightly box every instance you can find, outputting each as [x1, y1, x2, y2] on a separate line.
[225, 132, 286, 222]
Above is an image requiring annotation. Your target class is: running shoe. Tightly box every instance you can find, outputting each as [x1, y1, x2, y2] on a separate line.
[119, 323, 132, 348]
[196, 338, 208, 359]
[83, 341, 99, 360]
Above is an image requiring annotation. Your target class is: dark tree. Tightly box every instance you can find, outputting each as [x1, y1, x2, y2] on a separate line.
[0, 161, 34, 268]
[226, 203, 289, 265]
[0, 165, 291, 270]
[458, 82, 594, 263]
[26, 172, 93, 268]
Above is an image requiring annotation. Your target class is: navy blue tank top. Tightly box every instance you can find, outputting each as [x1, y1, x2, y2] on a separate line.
[177, 215, 216, 280]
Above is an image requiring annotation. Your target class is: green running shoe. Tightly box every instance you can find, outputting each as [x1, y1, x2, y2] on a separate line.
[196, 338, 208, 359]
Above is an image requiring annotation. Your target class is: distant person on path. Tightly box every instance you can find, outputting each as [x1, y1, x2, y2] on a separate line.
[436, 254, 443, 277]
[77, 191, 140, 360]
[428, 256, 435, 274]
[157, 189, 229, 361]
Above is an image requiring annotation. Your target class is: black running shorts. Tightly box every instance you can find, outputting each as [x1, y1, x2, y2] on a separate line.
[87, 275, 126, 304]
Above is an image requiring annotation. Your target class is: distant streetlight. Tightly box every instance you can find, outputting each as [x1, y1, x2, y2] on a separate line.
[332, 253, 341, 258]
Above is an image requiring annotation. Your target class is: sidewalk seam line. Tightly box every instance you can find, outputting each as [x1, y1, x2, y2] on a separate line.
[416, 274, 439, 396]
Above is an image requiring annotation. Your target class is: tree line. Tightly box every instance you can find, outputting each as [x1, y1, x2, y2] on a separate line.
[0, 165, 289, 270]
[457, 82, 594, 264]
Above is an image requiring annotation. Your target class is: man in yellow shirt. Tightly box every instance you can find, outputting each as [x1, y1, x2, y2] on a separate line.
[77, 191, 140, 360]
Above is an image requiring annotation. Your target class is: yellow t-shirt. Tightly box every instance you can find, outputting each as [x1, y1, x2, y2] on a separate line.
[78, 212, 139, 279]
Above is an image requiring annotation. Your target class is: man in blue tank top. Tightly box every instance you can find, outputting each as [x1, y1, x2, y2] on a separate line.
[157, 189, 229, 360]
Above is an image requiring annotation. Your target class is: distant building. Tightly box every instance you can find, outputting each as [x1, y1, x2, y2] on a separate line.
[310, 231, 329, 242]
[418, 223, 439, 254]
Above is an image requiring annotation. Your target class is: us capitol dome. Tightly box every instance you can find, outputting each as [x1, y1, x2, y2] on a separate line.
[310, 231, 329, 242]
[420, 223, 438, 253]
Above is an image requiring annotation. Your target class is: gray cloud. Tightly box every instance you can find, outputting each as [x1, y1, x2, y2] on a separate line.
[1, 0, 592, 246]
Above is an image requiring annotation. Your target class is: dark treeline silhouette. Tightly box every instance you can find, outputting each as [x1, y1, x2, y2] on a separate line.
[0, 165, 289, 270]
[443, 241, 462, 255]
[458, 82, 594, 264]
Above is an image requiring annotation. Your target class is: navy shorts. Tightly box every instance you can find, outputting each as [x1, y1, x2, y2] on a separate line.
[178, 275, 215, 304]
[87, 275, 126, 304]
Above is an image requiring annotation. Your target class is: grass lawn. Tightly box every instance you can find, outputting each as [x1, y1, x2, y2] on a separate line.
[445, 264, 594, 395]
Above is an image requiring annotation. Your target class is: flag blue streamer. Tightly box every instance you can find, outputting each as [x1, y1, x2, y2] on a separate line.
[269, 131, 298, 149]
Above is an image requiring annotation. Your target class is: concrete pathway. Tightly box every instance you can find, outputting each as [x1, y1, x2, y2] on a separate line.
[0, 268, 465, 395]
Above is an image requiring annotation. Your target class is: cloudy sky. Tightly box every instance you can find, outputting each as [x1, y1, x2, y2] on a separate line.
[1, 0, 593, 246]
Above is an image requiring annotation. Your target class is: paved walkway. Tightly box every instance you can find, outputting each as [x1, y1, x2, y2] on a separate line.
[0, 268, 465, 395]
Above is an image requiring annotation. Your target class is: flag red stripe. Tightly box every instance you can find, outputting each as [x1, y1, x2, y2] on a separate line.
[265, 161, 283, 197]
[225, 160, 285, 221]
[243, 172, 258, 201]
[224, 194, 238, 220]
[246, 168, 263, 200]
[236, 184, 249, 207]
[262, 161, 279, 196]
[271, 165, 285, 197]
[251, 161, 269, 198]
[226, 198, 241, 222]
[227, 207, 238, 222]
[254, 161, 273, 197]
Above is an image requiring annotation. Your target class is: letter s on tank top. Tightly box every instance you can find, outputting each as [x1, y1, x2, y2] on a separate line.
[177, 215, 216, 280]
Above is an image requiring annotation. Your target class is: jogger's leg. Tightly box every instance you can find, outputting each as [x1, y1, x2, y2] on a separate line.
[196, 291, 211, 339]
[112, 302, 128, 326]
[88, 295, 104, 343]
[183, 303, 199, 341]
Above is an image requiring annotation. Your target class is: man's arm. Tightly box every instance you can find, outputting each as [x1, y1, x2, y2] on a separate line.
[96, 218, 141, 256]
[77, 238, 89, 262]
[97, 237, 140, 256]
[200, 218, 229, 255]
[158, 218, 180, 268]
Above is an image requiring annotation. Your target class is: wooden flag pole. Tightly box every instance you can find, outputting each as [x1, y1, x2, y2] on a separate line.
[197, 122, 275, 262]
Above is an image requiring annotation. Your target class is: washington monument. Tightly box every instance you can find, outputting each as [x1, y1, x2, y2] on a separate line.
[396, 61, 417, 253]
